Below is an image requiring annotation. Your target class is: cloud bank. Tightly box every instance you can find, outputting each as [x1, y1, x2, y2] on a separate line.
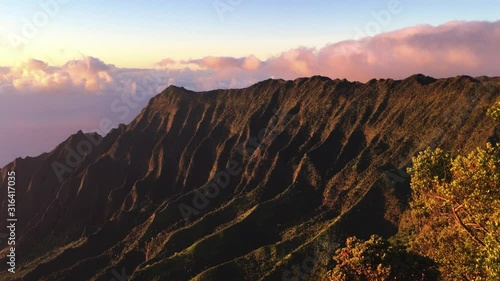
[1, 21, 498, 96]
[0, 20, 499, 166]
[163, 20, 498, 85]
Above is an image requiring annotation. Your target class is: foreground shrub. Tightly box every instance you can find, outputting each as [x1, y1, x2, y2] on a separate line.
[326, 235, 439, 281]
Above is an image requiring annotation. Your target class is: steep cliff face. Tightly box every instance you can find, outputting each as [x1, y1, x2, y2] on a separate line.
[0, 75, 498, 280]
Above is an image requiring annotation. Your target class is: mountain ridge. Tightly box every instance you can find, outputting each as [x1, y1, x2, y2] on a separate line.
[0, 74, 498, 280]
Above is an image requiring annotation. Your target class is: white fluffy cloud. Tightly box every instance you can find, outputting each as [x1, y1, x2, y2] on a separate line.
[0, 56, 166, 95]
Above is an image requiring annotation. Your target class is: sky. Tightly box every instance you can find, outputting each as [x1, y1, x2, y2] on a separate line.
[0, 0, 499, 166]
[0, 0, 499, 67]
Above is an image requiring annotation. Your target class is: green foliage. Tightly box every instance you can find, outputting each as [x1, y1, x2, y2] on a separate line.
[405, 143, 500, 280]
[325, 102, 500, 280]
[326, 235, 439, 281]
[487, 100, 500, 121]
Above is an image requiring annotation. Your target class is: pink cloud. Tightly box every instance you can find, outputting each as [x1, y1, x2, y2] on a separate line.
[156, 58, 176, 68]
[188, 56, 243, 70]
[1, 21, 498, 97]
[155, 20, 499, 83]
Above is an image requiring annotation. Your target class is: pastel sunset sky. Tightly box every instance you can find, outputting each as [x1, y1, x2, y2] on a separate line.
[0, 0, 499, 166]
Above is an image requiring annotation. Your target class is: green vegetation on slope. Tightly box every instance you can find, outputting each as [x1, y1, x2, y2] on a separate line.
[326, 235, 439, 281]
[324, 101, 500, 280]
[404, 107, 500, 280]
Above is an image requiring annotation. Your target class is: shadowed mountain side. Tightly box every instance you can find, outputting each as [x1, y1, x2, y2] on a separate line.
[0, 75, 498, 280]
